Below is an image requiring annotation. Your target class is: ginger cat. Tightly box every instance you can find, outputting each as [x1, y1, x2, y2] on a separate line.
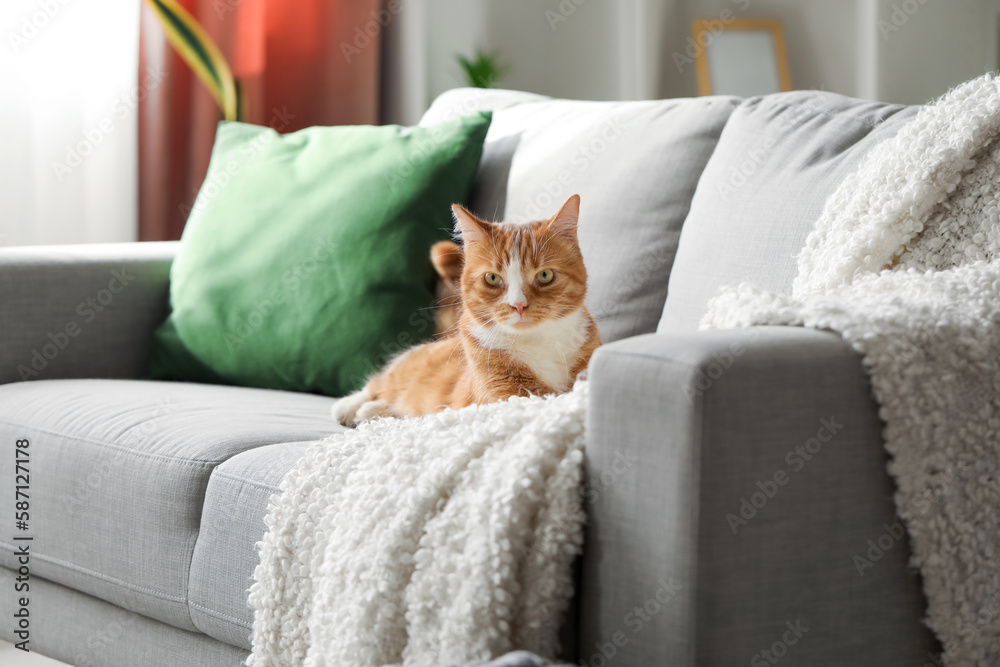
[332, 194, 601, 427]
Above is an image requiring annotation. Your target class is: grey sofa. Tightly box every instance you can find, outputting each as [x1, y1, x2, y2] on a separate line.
[1, 88, 941, 666]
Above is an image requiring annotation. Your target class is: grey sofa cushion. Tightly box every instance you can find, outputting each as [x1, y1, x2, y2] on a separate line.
[187, 440, 315, 648]
[422, 88, 740, 343]
[659, 91, 919, 332]
[0, 567, 248, 667]
[0, 379, 338, 632]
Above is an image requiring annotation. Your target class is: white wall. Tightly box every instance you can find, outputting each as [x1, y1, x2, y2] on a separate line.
[383, 0, 1000, 125]
[384, 0, 644, 124]
[425, 0, 627, 103]
[872, 0, 1000, 105]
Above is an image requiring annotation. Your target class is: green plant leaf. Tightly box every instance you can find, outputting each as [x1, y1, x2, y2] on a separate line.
[457, 49, 508, 89]
[144, 0, 243, 121]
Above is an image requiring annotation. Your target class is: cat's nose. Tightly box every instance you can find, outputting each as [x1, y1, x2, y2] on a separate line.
[511, 302, 528, 317]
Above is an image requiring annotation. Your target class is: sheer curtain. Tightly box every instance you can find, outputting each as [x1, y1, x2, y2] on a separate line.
[0, 0, 140, 247]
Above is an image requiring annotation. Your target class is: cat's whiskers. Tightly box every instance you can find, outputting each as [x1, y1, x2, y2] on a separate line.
[537, 303, 578, 316]
[417, 301, 458, 313]
[533, 232, 558, 264]
[437, 320, 464, 339]
[536, 252, 557, 265]
[444, 332, 467, 367]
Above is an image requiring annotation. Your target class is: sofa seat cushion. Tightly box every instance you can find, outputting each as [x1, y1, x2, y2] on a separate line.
[421, 88, 740, 344]
[0, 379, 339, 632]
[659, 91, 920, 332]
[187, 440, 315, 648]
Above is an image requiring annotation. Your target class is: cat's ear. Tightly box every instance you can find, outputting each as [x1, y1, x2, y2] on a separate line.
[430, 240, 464, 281]
[546, 194, 581, 241]
[452, 204, 491, 246]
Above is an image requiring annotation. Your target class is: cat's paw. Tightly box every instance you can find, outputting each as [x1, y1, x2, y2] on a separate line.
[355, 400, 397, 422]
[331, 390, 370, 427]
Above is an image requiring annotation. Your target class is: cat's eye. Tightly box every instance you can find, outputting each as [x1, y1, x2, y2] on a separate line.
[536, 269, 555, 285]
[484, 272, 502, 287]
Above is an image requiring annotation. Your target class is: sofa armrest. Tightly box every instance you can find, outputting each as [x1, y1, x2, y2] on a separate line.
[0, 242, 178, 385]
[579, 327, 937, 666]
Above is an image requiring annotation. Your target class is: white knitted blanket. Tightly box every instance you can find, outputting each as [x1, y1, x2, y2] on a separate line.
[703, 74, 1000, 665]
[247, 383, 588, 667]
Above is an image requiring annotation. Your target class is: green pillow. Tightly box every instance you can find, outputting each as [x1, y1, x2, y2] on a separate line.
[148, 112, 491, 397]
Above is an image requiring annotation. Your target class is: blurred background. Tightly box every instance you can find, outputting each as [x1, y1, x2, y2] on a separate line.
[2, 0, 999, 248]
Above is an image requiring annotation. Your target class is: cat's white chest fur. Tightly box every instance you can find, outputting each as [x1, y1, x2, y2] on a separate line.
[472, 310, 589, 392]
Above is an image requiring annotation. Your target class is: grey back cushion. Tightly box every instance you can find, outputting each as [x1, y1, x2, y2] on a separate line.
[422, 88, 739, 343]
[659, 91, 919, 332]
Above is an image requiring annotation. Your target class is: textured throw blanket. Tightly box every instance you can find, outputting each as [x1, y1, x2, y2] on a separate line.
[247, 382, 588, 667]
[703, 74, 1000, 665]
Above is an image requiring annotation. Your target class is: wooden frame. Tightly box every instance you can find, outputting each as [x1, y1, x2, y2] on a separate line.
[692, 18, 792, 96]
